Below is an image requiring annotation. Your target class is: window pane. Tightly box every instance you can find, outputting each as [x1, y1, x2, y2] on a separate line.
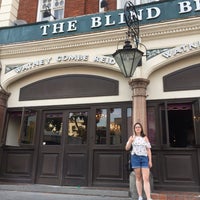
[39, 0, 64, 21]
[6, 111, 22, 146]
[168, 104, 194, 147]
[160, 104, 167, 145]
[161, 103, 196, 147]
[67, 112, 88, 144]
[43, 113, 62, 145]
[147, 107, 156, 145]
[127, 108, 132, 137]
[21, 111, 37, 144]
[95, 109, 107, 144]
[110, 108, 122, 145]
[54, 9, 63, 19]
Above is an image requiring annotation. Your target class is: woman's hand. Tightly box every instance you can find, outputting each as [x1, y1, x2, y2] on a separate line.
[125, 135, 135, 151]
[147, 148, 152, 168]
[148, 160, 152, 168]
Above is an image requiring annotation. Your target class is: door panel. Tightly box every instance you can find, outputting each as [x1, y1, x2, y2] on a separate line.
[36, 112, 63, 185]
[37, 110, 89, 186]
[62, 111, 89, 186]
[193, 100, 200, 145]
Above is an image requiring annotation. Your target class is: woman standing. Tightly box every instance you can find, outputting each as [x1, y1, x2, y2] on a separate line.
[125, 122, 152, 200]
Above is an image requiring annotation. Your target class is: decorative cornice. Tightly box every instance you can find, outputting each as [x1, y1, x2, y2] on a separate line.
[0, 30, 126, 58]
[0, 17, 200, 58]
[140, 17, 200, 40]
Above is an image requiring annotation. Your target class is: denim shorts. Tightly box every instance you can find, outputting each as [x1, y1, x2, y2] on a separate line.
[131, 154, 149, 169]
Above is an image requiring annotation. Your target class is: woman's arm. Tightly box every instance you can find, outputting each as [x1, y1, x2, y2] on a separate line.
[145, 136, 152, 168]
[125, 136, 134, 151]
[147, 148, 152, 168]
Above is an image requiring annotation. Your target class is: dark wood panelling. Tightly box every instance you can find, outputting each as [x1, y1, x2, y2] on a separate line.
[93, 151, 123, 181]
[151, 152, 160, 183]
[36, 150, 62, 185]
[41, 153, 59, 176]
[6, 153, 32, 174]
[64, 153, 86, 177]
[163, 64, 200, 91]
[163, 154, 194, 181]
[62, 152, 88, 186]
[0, 149, 34, 178]
[152, 149, 200, 191]
[19, 74, 119, 101]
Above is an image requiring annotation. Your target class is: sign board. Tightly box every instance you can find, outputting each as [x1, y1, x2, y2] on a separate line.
[0, 0, 200, 44]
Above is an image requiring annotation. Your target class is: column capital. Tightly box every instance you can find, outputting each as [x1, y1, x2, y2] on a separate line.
[0, 87, 10, 107]
[128, 78, 150, 97]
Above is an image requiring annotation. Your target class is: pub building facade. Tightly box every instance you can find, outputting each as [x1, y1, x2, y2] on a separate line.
[0, 0, 200, 192]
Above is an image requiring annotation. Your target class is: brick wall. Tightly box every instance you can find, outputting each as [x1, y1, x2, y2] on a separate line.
[17, 0, 38, 23]
[65, 0, 87, 18]
[17, 0, 117, 23]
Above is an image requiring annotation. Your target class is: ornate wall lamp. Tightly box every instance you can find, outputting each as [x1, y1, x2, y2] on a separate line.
[113, 1, 149, 136]
[112, 1, 143, 78]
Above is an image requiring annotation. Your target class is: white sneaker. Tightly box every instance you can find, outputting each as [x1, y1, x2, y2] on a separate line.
[138, 197, 143, 200]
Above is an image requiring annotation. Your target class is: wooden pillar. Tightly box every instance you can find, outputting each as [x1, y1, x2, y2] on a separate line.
[129, 78, 150, 134]
[0, 88, 10, 146]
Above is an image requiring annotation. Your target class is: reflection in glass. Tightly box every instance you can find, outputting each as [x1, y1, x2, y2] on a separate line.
[43, 113, 62, 145]
[6, 110, 37, 146]
[95, 109, 107, 144]
[21, 111, 37, 144]
[6, 111, 22, 146]
[68, 112, 88, 144]
[110, 108, 122, 145]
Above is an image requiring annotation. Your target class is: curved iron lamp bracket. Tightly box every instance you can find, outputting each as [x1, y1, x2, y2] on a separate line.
[124, 1, 140, 48]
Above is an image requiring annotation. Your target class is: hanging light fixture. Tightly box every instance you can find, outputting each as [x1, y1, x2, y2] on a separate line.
[112, 1, 143, 78]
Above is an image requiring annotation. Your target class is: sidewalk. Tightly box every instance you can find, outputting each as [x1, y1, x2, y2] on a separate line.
[0, 183, 131, 199]
[151, 190, 200, 200]
[0, 183, 199, 200]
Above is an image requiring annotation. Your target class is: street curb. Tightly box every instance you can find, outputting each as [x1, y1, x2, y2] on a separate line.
[0, 184, 131, 198]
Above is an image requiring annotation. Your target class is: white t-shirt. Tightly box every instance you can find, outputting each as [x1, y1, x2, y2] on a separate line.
[131, 136, 151, 156]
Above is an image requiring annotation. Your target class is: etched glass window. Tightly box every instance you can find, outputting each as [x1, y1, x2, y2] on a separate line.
[95, 109, 107, 144]
[110, 108, 122, 145]
[43, 113, 63, 145]
[67, 112, 88, 144]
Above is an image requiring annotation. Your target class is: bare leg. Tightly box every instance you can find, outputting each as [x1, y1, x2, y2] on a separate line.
[134, 168, 143, 198]
[142, 168, 151, 200]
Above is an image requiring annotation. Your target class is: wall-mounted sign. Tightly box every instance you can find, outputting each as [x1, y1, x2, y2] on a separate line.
[0, 0, 200, 45]
[6, 55, 116, 74]
[162, 41, 200, 58]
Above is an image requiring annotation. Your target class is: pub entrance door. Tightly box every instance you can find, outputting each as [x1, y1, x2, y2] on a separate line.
[36, 109, 90, 186]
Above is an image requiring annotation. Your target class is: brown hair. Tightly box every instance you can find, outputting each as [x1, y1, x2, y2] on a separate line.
[133, 122, 146, 137]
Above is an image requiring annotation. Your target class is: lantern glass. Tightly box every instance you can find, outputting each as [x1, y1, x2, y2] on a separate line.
[113, 48, 143, 78]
